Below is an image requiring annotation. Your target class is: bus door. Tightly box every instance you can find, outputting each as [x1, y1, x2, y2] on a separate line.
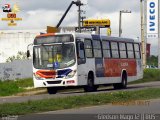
[76, 39, 87, 85]
[92, 35, 105, 78]
[76, 40, 86, 65]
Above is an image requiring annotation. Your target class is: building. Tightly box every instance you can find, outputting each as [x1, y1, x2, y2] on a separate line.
[146, 43, 151, 58]
[0, 30, 45, 63]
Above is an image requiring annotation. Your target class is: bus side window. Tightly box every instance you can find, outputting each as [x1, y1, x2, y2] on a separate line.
[119, 42, 127, 58]
[93, 40, 102, 58]
[134, 43, 141, 59]
[84, 39, 93, 58]
[127, 43, 134, 59]
[102, 40, 111, 58]
[76, 41, 86, 65]
[111, 42, 119, 58]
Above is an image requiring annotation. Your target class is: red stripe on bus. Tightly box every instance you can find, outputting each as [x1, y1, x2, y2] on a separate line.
[36, 70, 56, 79]
[104, 59, 137, 77]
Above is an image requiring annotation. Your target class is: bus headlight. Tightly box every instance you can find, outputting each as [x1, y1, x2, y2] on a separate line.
[64, 70, 76, 79]
[34, 73, 45, 80]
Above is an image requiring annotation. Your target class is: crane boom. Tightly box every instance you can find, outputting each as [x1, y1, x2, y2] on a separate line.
[56, 1, 75, 28]
[56, 0, 83, 28]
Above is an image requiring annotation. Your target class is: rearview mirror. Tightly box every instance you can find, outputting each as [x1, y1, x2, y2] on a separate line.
[27, 50, 30, 58]
[27, 43, 33, 58]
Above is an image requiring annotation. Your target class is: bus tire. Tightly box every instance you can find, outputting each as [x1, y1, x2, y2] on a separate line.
[113, 73, 127, 89]
[121, 73, 127, 89]
[47, 87, 57, 94]
[84, 72, 97, 92]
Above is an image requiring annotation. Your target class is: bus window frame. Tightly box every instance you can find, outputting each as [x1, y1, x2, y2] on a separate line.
[102, 40, 111, 58]
[110, 41, 119, 59]
[92, 40, 103, 58]
[119, 42, 127, 59]
[76, 39, 86, 65]
[134, 43, 141, 59]
[126, 43, 135, 59]
[84, 38, 94, 58]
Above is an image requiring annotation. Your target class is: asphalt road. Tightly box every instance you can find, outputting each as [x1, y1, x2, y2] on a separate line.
[45, 99, 160, 114]
[18, 99, 160, 120]
[0, 81, 160, 104]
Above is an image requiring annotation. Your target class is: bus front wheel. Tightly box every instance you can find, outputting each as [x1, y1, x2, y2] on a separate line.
[47, 87, 57, 94]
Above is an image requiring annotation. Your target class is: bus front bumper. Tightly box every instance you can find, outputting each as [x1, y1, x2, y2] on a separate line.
[33, 77, 77, 88]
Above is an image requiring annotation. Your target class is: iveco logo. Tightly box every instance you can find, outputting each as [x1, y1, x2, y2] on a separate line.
[147, 0, 158, 38]
[149, 2, 156, 32]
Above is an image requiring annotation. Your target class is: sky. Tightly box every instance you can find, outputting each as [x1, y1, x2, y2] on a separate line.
[0, 0, 158, 55]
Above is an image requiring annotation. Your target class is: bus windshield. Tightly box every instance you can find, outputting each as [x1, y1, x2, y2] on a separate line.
[33, 43, 76, 69]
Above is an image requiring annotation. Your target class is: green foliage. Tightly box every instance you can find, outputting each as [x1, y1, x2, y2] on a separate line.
[0, 78, 33, 96]
[0, 80, 24, 96]
[147, 55, 158, 67]
[0, 88, 160, 116]
[6, 51, 27, 62]
[143, 69, 160, 81]
[14, 78, 33, 88]
[130, 69, 160, 84]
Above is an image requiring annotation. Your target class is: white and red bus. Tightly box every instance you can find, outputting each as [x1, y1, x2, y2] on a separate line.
[27, 33, 143, 94]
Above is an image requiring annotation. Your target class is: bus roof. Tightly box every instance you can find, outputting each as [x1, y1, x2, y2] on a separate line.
[36, 32, 135, 43]
[75, 33, 134, 43]
[100, 35, 134, 42]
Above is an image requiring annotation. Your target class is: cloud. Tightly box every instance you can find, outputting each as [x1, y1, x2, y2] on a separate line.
[87, 0, 140, 14]
[0, 0, 80, 30]
[0, 0, 141, 30]
[0, 0, 73, 11]
[0, 0, 142, 39]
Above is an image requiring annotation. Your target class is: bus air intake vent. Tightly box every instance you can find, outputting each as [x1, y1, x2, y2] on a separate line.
[47, 80, 62, 84]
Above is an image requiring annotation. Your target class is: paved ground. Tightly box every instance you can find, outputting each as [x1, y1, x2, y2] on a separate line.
[45, 99, 160, 114]
[18, 99, 160, 120]
[0, 81, 160, 104]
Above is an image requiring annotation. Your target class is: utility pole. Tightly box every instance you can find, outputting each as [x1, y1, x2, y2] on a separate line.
[144, 0, 147, 68]
[81, 16, 86, 26]
[158, 0, 160, 68]
[140, 0, 146, 69]
[76, 0, 83, 33]
[119, 11, 122, 37]
[80, 10, 86, 27]
[78, 3, 81, 33]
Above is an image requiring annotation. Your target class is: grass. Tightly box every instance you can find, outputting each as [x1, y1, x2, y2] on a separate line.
[0, 78, 33, 96]
[14, 78, 33, 88]
[0, 88, 160, 116]
[130, 69, 160, 84]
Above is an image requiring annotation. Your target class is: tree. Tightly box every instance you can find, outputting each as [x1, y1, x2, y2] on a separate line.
[6, 51, 27, 62]
[147, 55, 158, 67]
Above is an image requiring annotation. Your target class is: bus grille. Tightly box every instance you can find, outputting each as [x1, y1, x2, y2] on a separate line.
[47, 80, 62, 84]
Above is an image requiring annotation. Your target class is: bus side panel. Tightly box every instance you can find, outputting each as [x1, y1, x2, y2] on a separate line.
[77, 59, 96, 86]
[103, 59, 137, 77]
[95, 58, 105, 77]
[126, 59, 143, 82]
[136, 59, 143, 80]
